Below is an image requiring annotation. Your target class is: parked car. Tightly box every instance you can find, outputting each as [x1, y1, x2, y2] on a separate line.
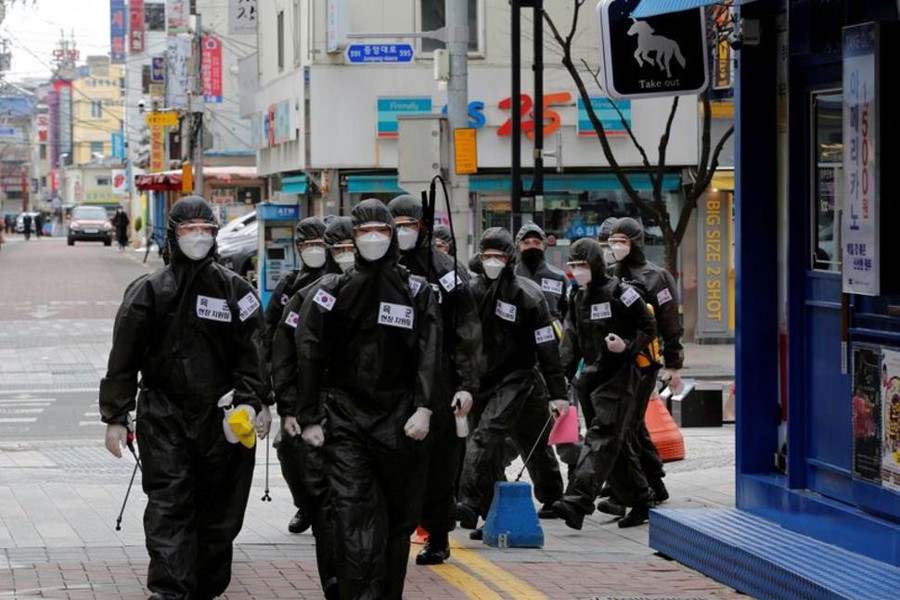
[68, 205, 112, 246]
[217, 210, 257, 244]
[216, 220, 258, 278]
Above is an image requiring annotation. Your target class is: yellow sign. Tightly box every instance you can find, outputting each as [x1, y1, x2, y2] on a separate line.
[146, 111, 179, 128]
[454, 128, 478, 175]
[182, 163, 194, 193]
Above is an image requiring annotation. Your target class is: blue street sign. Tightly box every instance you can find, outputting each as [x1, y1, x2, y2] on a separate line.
[346, 43, 415, 64]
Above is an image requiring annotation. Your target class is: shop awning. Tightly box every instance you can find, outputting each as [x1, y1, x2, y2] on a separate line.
[281, 174, 308, 194]
[347, 174, 406, 194]
[135, 166, 259, 191]
[631, 0, 749, 19]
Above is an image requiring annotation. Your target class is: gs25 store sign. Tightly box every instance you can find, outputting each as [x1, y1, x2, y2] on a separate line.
[376, 93, 631, 139]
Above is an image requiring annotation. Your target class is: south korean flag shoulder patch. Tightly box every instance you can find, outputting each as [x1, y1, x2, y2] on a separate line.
[313, 288, 337, 312]
[409, 277, 423, 297]
[620, 286, 641, 307]
[284, 310, 300, 329]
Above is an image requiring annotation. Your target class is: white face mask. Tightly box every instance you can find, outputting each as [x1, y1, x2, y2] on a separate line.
[178, 232, 215, 261]
[571, 267, 592, 286]
[300, 246, 326, 269]
[396, 228, 418, 251]
[482, 258, 506, 280]
[334, 251, 355, 272]
[603, 249, 616, 265]
[355, 231, 391, 262]
[610, 242, 630, 261]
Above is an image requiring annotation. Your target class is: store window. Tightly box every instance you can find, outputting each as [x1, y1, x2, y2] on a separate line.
[91, 141, 104, 155]
[812, 92, 842, 272]
[420, 0, 480, 53]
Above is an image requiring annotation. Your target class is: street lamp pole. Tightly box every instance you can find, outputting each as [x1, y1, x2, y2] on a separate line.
[57, 152, 69, 236]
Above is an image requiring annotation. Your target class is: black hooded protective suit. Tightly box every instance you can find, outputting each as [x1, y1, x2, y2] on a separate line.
[269, 216, 352, 600]
[99, 196, 267, 598]
[609, 217, 683, 487]
[262, 216, 327, 368]
[558, 238, 657, 515]
[459, 227, 566, 520]
[514, 222, 569, 320]
[295, 199, 441, 600]
[388, 194, 482, 536]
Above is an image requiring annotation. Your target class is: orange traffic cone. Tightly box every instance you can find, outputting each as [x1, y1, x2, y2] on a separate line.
[645, 396, 685, 462]
[410, 525, 428, 545]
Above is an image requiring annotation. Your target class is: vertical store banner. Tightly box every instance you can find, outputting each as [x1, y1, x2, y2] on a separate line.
[129, 0, 145, 54]
[201, 36, 223, 103]
[881, 349, 900, 492]
[229, 0, 258, 34]
[166, 34, 191, 110]
[852, 343, 882, 485]
[150, 126, 166, 172]
[841, 23, 880, 295]
[110, 0, 126, 63]
[167, 0, 189, 34]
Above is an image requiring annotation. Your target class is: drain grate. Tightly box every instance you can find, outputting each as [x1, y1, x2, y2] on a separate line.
[42, 446, 137, 475]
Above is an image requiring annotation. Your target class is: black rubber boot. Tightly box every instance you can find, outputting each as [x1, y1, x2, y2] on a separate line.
[596, 497, 626, 517]
[650, 478, 669, 504]
[416, 531, 451, 565]
[469, 527, 484, 540]
[537, 503, 558, 519]
[618, 503, 651, 528]
[288, 509, 312, 534]
[551, 500, 585, 530]
[456, 502, 479, 530]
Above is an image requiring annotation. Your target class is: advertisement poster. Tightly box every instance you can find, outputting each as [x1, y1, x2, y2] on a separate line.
[881, 349, 900, 492]
[201, 36, 223, 103]
[129, 0, 145, 53]
[109, 0, 126, 63]
[852, 344, 882, 483]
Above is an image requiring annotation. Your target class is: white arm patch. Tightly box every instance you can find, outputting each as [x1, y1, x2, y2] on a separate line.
[439, 270, 459, 292]
[238, 292, 261, 322]
[657, 288, 673, 306]
[409, 278, 423, 296]
[378, 302, 414, 329]
[534, 325, 555, 344]
[621, 287, 640, 307]
[313, 289, 337, 311]
[541, 278, 564, 295]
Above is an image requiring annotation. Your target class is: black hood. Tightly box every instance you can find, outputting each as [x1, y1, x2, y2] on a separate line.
[295, 216, 326, 243]
[387, 193, 432, 250]
[434, 224, 453, 251]
[323, 216, 354, 274]
[610, 217, 647, 264]
[568, 237, 608, 284]
[597, 217, 619, 243]
[165, 195, 218, 265]
[514, 222, 547, 246]
[350, 198, 399, 268]
[479, 226, 515, 279]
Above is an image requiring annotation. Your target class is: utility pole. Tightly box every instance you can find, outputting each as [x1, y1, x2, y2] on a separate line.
[446, 0, 470, 261]
[531, 0, 544, 229]
[190, 4, 203, 196]
[511, 0, 522, 234]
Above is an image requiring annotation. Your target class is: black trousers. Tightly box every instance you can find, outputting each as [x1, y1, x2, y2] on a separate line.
[137, 391, 254, 599]
[563, 365, 650, 514]
[325, 397, 427, 600]
[509, 373, 564, 505]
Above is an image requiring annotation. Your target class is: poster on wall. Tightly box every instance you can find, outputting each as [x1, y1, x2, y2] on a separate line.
[852, 344, 882, 484]
[881, 349, 900, 492]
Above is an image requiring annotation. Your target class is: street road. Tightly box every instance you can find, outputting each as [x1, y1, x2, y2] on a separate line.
[0, 235, 151, 441]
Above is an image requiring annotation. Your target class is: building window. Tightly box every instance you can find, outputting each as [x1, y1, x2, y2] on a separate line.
[420, 0, 479, 53]
[811, 92, 842, 272]
[39, 145, 46, 160]
[91, 141, 104, 155]
[96, 177, 111, 187]
[277, 10, 285, 71]
[91, 101, 103, 118]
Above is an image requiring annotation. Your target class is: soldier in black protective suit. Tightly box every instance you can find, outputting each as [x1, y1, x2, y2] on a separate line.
[387, 194, 482, 565]
[100, 196, 269, 600]
[550, 238, 658, 529]
[295, 199, 441, 600]
[600, 217, 685, 517]
[508, 222, 569, 517]
[268, 216, 354, 600]
[261, 216, 327, 535]
[433, 223, 454, 254]
[456, 227, 569, 533]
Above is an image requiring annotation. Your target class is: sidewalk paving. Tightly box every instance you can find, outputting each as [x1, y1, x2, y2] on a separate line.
[0, 427, 739, 599]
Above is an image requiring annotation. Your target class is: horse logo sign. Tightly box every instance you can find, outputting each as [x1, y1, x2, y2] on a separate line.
[597, 0, 708, 99]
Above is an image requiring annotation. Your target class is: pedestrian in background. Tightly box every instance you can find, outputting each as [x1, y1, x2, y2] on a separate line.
[3, 214, 13, 234]
[99, 195, 269, 599]
[295, 198, 441, 599]
[112, 206, 130, 252]
[22, 213, 32, 241]
[34, 212, 44, 239]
